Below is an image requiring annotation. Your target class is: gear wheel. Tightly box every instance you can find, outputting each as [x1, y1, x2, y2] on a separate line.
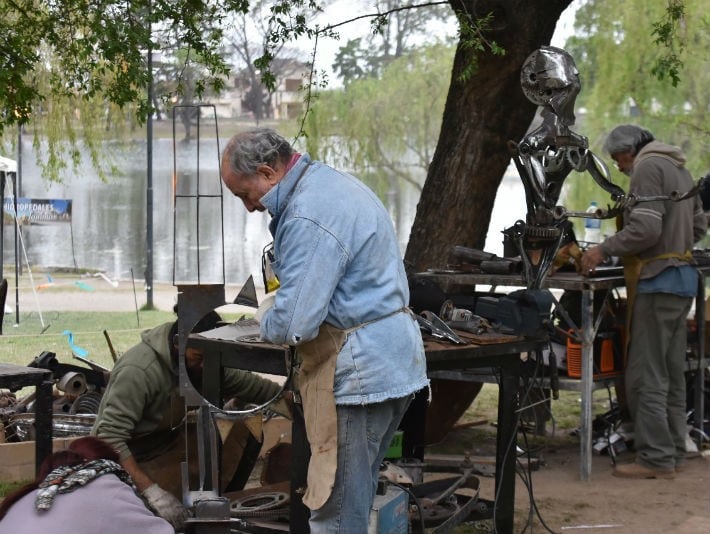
[525, 225, 561, 240]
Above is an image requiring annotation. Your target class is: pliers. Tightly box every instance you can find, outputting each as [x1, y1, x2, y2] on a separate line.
[416, 311, 467, 344]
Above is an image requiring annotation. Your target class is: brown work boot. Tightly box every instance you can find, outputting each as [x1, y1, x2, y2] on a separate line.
[612, 462, 675, 479]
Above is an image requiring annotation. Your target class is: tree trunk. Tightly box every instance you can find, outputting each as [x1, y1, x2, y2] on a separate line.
[404, 0, 572, 272]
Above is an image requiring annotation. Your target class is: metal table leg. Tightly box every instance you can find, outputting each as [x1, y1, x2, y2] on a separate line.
[579, 288, 594, 481]
[34, 378, 54, 474]
[494, 363, 520, 533]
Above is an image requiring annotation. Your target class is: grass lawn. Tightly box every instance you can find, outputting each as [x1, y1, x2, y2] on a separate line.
[1, 310, 176, 371]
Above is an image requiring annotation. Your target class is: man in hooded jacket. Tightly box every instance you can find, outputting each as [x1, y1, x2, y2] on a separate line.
[582, 124, 706, 479]
[92, 312, 284, 528]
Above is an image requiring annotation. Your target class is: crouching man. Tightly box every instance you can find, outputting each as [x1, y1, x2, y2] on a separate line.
[92, 311, 285, 529]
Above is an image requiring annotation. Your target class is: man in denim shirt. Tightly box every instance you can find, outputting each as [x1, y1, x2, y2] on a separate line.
[222, 128, 429, 532]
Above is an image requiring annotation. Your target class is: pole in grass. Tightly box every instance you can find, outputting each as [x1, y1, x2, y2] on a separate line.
[130, 268, 140, 328]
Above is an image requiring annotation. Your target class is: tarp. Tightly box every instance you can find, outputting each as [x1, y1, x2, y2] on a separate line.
[0, 155, 17, 173]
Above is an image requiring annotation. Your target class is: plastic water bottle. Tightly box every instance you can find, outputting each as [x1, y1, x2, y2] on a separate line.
[584, 201, 602, 244]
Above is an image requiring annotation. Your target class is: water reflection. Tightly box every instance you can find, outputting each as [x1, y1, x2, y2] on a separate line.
[4, 137, 272, 285]
[3, 137, 527, 285]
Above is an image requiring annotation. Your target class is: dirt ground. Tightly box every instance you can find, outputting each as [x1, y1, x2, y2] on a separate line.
[433, 423, 710, 533]
[12, 278, 260, 315]
[9, 280, 710, 533]
[13, 279, 183, 313]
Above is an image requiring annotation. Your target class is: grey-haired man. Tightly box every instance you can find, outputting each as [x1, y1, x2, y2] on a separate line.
[582, 124, 706, 478]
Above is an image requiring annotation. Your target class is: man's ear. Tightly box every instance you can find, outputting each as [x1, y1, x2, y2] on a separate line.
[257, 163, 281, 184]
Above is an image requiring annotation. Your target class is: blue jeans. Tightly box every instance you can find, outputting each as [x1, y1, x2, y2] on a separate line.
[308, 395, 412, 533]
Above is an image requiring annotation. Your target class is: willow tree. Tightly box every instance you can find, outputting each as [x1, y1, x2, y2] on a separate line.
[542, 0, 709, 242]
[0, 0, 250, 180]
[567, 0, 710, 177]
[4, 0, 691, 271]
[305, 43, 454, 236]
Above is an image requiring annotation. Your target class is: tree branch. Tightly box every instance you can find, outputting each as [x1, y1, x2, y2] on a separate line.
[322, 1, 450, 32]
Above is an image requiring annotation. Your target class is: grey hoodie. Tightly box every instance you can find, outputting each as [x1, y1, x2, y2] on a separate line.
[600, 140, 707, 279]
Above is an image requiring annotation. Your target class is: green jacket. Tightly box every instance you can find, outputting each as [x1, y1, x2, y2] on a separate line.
[92, 322, 281, 460]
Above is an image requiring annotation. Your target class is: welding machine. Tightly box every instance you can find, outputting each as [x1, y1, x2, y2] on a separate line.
[368, 484, 409, 534]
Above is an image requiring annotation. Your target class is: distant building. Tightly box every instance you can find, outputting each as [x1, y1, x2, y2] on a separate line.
[211, 60, 310, 120]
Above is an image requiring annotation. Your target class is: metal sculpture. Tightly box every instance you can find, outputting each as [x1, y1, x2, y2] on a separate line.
[509, 46, 703, 288]
[509, 46, 625, 288]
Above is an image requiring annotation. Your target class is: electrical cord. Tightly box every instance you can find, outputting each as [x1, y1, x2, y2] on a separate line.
[516, 405, 556, 534]
[515, 346, 558, 533]
[482, 343, 560, 533]
[390, 481, 426, 534]
[517, 347, 557, 453]
[493, 358, 548, 533]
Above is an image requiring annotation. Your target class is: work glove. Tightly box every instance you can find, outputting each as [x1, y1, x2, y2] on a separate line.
[255, 290, 278, 323]
[551, 241, 583, 275]
[142, 483, 188, 530]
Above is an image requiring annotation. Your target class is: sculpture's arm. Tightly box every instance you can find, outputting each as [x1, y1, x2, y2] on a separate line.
[582, 150, 626, 201]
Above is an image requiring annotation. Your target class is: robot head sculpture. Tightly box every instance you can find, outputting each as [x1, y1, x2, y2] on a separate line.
[520, 46, 581, 128]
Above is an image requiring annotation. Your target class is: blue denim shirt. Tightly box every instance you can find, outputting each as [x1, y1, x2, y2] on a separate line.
[259, 154, 429, 405]
[637, 264, 698, 298]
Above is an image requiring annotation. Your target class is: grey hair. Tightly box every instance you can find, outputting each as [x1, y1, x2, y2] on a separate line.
[224, 128, 294, 175]
[603, 124, 655, 156]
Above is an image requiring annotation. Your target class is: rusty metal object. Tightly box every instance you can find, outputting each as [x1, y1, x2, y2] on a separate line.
[7, 413, 95, 441]
[260, 442, 293, 486]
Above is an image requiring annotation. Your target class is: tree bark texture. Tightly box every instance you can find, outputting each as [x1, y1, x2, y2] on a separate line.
[404, 0, 572, 273]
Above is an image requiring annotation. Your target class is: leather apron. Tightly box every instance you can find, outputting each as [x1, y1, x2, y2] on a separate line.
[296, 308, 410, 510]
[296, 323, 346, 510]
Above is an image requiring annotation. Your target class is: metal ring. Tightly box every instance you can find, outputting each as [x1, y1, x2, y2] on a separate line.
[231, 491, 289, 514]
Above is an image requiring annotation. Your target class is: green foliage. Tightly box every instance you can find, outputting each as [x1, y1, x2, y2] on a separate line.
[256, 0, 332, 92]
[0, 0, 250, 181]
[456, 11, 505, 83]
[328, 1, 454, 84]
[650, 0, 686, 86]
[1, 0, 247, 133]
[560, 0, 710, 222]
[304, 43, 454, 197]
[332, 37, 384, 83]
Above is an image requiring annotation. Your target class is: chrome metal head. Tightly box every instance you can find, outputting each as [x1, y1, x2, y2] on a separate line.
[521, 46, 581, 126]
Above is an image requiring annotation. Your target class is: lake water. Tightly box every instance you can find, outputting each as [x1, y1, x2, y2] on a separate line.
[1, 136, 527, 286]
